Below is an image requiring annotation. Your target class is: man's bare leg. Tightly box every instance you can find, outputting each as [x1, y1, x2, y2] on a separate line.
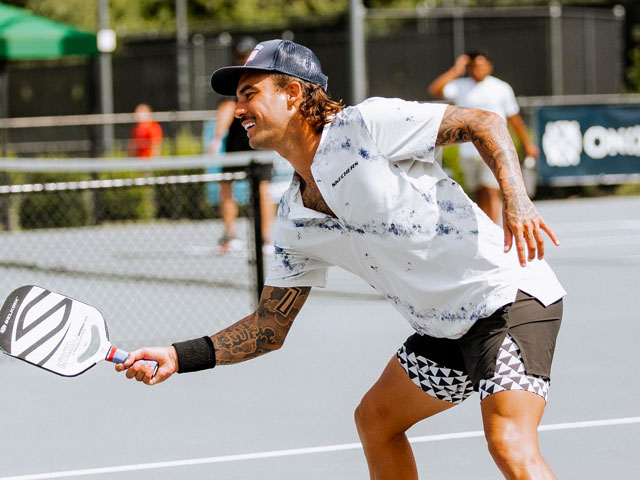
[219, 181, 238, 237]
[354, 356, 456, 480]
[481, 391, 556, 480]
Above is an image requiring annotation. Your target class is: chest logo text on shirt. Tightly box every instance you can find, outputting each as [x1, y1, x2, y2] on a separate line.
[331, 161, 359, 187]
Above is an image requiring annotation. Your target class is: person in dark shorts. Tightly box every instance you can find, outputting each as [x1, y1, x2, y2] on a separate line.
[209, 37, 274, 254]
[119, 39, 566, 480]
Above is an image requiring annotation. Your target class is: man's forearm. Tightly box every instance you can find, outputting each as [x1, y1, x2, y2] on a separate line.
[211, 313, 278, 365]
[471, 113, 522, 180]
[469, 111, 533, 220]
[212, 286, 310, 365]
[438, 104, 559, 265]
[437, 106, 531, 214]
[471, 113, 538, 227]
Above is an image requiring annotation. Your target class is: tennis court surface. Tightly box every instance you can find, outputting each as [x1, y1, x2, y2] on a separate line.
[1, 195, 639, 479]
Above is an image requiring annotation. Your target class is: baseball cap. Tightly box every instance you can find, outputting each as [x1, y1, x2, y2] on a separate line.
[210, 39, 328, 96]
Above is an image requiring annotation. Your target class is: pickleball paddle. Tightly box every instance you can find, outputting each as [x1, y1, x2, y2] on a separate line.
[0, 285, 156, 377]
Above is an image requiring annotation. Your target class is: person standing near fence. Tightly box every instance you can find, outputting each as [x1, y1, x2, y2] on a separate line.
[118, 39, 565, 480]
[428, 51, 539, 224]
[127, 103, 163, 159]
[209, 37, 274, 254]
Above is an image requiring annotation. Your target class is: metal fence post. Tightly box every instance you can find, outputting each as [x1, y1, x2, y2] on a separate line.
[549, 1, 564, 96]
[452, 5, 465, 58]
[249, 161, 265, 304]
[97, 0, 115, 154]
[0, 62, 8, 230]
[175, 0, 191, 111]
[349, 0, 367, 105]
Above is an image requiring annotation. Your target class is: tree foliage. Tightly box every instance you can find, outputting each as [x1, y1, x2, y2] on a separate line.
[2, 0, 622, 35]
[627, 47, 640, 92]
[3, 0, 347, 34]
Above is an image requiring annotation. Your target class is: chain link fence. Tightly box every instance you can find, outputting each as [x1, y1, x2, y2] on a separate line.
[0, 156, 269, 350]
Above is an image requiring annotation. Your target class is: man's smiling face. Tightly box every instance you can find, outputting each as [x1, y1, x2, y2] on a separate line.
[235, 71, 293, 151]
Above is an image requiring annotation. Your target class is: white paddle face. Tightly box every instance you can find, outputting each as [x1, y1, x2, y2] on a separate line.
[0, 286, 111, 376]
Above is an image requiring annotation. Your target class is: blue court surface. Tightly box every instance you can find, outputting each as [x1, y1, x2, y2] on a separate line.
[1, 195, 639, 479]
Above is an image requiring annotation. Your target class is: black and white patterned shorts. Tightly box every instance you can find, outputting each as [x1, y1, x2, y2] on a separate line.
[396, 291, 563, 404]
[397, 334, 550, 404]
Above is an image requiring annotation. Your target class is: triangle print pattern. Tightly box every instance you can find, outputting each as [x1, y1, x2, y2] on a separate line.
[397, 346, 474, 404]
[479, 334, 550, 403]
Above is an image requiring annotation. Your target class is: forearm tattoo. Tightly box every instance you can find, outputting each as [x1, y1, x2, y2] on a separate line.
[437, 106, 534, 218]
[211, 286, 310, 365]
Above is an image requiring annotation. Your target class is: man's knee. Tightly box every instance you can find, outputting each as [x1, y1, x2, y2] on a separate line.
[354, 394, 399, 439]
[485, 423, 538, 469]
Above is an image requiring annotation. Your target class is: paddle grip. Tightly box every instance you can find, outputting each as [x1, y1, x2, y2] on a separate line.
[107, 346, 159, 376]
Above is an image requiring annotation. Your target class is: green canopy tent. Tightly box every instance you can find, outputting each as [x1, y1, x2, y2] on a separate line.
[0, 3, 100, 161]
[0, 3, 99, 124]
[0, 3, 98, 60]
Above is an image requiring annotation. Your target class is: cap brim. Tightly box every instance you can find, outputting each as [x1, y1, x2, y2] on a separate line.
[210, 66, 273, 96]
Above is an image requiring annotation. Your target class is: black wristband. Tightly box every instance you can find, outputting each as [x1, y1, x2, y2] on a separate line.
[172, 336, 216, 373]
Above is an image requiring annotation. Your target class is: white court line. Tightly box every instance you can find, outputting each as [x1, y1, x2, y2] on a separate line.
[2, 416, 639, 480]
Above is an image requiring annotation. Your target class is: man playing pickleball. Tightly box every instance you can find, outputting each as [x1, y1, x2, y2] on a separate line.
[118, 39, 565, 480]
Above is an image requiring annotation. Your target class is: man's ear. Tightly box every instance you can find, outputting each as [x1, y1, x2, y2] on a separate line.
[286, 80, 303, 106]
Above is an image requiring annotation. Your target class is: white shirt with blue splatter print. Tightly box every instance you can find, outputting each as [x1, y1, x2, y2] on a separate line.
[265, 97, 566, 339]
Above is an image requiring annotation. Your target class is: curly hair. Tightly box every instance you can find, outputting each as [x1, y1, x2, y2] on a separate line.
[272, 74, 344, 133]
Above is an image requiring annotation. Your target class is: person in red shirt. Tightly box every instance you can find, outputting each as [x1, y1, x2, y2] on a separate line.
[128, 103, 163, 159]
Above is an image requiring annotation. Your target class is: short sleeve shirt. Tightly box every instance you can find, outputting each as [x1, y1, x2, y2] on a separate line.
[265, 97, 565, 339]
[129, 121, 163, 158]
[443, 76, 520, 158]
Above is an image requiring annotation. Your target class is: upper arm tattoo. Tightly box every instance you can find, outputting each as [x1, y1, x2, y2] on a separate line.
[436, 105, 475, 146]
[271, 287, 307, 316]
[437, 105, 522, 183]
[212, 286, 311, 365]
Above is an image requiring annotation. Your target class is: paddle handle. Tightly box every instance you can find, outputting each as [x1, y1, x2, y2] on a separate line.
[106, 346, 158, 376]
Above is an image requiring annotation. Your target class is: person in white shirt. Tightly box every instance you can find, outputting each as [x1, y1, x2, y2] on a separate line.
[429, 51, 540, 223]
[118, 40, 565, 480]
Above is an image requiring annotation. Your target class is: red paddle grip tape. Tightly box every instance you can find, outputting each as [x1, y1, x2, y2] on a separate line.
[106, 346, 117, 362]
